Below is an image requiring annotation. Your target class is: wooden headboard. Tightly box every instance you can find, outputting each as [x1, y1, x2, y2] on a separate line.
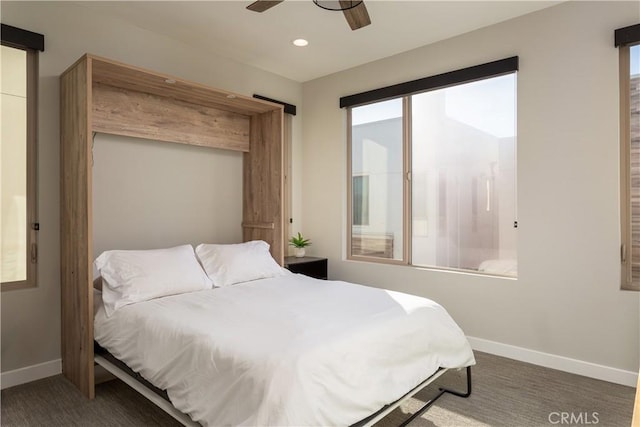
[60, 54, 284, 398]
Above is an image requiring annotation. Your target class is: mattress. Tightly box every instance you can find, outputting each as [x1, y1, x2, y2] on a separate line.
[94, 273, 475, 426]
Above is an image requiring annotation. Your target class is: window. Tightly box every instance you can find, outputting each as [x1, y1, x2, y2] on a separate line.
[617, 23, 640, 291]
[346, 58, 518, 277]
[1, 25, 44, 290]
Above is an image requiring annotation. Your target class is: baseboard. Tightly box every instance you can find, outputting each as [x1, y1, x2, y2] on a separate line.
[467, 336, 638, 388]
[1, 359, 62, 390]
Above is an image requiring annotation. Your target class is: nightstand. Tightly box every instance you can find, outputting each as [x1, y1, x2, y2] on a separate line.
[284, 256, 328, 280]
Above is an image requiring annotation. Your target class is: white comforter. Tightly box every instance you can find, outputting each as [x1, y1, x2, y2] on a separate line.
[95, 273, 475, 426]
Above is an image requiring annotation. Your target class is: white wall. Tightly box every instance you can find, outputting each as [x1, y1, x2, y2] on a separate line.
[302, 1, 640, 374]
[0, 1, 302, 373]
[92, 134, 244, 256]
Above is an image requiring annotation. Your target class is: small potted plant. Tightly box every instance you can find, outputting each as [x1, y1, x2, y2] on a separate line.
[289, 232, 311, 257]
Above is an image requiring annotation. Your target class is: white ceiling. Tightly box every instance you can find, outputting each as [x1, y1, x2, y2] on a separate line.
[80, 1, 560, 82]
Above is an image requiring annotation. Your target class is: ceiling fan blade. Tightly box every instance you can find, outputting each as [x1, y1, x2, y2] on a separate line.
[246, 0, 284, 13]
[340, 1, 371, 30]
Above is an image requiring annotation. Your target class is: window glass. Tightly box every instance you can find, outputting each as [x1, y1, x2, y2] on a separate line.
[350, 99, 404, 260]
[1, 45, 28, 283]
[411, 74, 517, 276]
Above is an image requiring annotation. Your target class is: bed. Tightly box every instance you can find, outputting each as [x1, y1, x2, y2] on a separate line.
[61, 55, 474, 424]
[92, 242, 475, 426]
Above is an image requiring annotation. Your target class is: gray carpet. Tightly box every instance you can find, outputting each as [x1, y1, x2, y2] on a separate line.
[1, 352, 635, 426]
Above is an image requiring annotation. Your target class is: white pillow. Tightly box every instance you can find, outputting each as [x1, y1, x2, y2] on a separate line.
[195, 240, 285, 287]
[95, 245, 213, 317]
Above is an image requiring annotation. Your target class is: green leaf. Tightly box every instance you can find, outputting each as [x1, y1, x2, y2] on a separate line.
[289, 232, 311, 248]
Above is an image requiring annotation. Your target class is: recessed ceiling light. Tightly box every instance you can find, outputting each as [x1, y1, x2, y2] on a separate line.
[226, 94, 237, 99]
[293, 39, 309, 47]
[164, 78, 176, 84]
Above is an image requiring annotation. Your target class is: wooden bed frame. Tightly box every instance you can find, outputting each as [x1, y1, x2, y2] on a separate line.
[60, 54, 285, 398]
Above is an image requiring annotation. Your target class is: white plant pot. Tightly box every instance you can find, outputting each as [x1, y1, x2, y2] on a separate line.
[294, 247, 306, 258]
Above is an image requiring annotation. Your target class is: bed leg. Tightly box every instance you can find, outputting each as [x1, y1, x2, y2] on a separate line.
[399, 366, 472, 427]
[439, 365, 472, 398]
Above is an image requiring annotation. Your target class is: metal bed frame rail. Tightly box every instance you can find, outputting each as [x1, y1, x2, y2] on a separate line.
[357, 366, 472, 427]
[398, 366, 472, 426]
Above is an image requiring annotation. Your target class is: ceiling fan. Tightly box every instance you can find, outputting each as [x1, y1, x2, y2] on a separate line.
[246, 0, 371, 31]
